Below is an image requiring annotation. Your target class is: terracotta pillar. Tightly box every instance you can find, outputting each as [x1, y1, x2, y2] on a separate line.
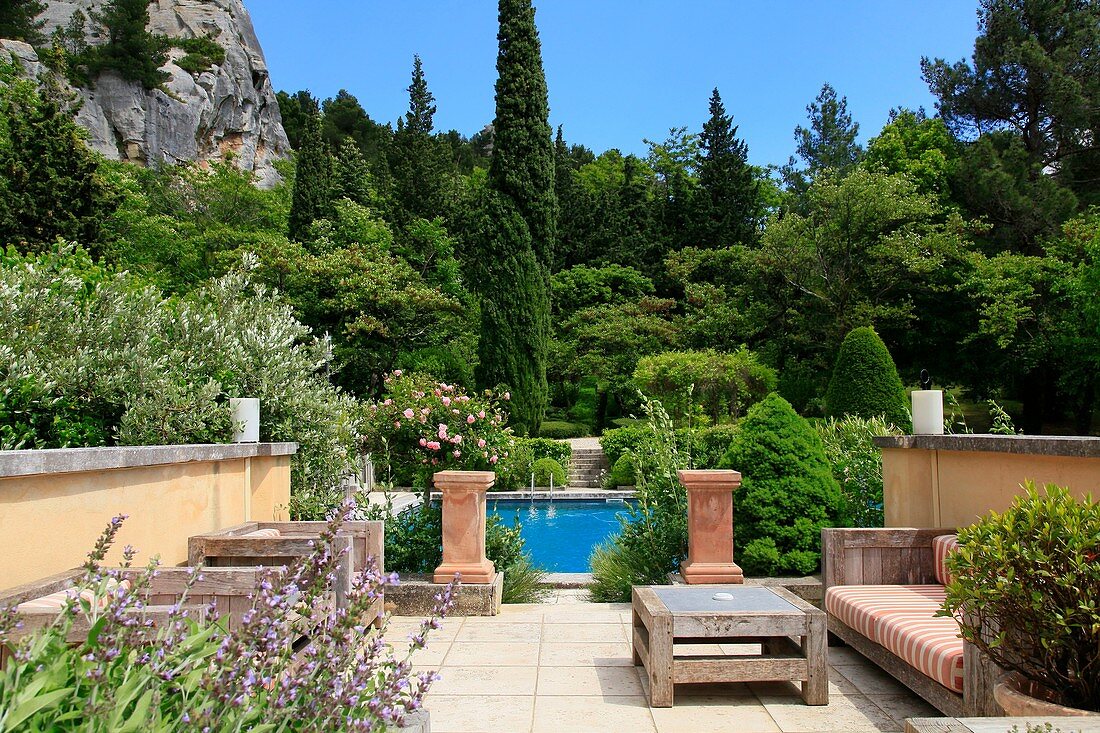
[433, 470, 496, 584]
[678, 469, 743, 584]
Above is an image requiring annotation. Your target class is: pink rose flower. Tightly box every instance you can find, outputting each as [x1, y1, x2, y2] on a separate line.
[453, 435, 462, 444]
[394, 421, 401, 429]
[421, 407, 430, 415]
[437, 424, 448, 439]
[427, 441, 441, 451]
[441, 396, 451, 406]
[383, 398, 393, 406]
[478, 438, 487, 448]
[504, 392, 510, 400]
[403, 408, 415, 420]
[489, 455, 499, 464]
[453, 450, 461, 458]
[467, 414, 476, 424]
[393, 369, 403, 377]
[478, 410, 486, 419]
[419, 438, 427, 447]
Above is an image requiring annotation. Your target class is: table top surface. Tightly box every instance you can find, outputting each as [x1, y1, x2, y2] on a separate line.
[650, 585, 801, 615]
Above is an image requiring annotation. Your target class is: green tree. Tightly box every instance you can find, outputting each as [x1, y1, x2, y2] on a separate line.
[864, 108, 960, 200]
[319, 89, 393, 177]
[0, 0, 46, 45]
[288, 109, 333, 242]
[693, 88, 761, 248]
[488, 0, 556, 267]
[332, 139, 374, 207]
[276, 90, 318, 150]
[783, 83, 862, 195]
[825, 326, 910, 427]
[719, 393, 844, 575]
[389, 55, 451, 224]
[473, 0, 556, 434]
[86, 0, 169, 89]
[0, 82, 116, 251]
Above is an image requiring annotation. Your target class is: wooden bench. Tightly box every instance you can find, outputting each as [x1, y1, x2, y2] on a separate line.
[822, 528, 1001, 717]
[188, 521, 385, 623]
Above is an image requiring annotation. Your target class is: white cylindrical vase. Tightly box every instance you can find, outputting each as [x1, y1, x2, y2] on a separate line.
[230, 398, 260, 443]
[911, 390, 944, 434]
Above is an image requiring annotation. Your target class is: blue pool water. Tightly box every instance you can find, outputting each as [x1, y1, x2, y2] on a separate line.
[488, 500, 632, 572]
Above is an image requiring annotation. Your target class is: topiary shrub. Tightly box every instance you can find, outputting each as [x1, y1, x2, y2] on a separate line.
[605, 453, 636, 488]
[719, 393, 844, 576]
[944, 484, 1100, 711]
[531, 457, 566, 487]
[824, 326, 909, 427]
[538, 420, 589, 439]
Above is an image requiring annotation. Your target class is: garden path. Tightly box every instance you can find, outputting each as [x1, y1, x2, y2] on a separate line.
[391, 601, 938, 733]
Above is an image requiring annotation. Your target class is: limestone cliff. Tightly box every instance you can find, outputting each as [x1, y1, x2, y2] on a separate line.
[3, 0, 289, 187]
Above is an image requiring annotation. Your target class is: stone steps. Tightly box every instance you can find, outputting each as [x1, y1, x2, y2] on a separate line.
[567, 447, 609, 488]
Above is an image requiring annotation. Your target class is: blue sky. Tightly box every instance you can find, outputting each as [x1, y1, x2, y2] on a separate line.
[250, 1, 980, 168]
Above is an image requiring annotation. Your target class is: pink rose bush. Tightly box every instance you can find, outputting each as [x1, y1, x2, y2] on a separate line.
[364, 372, 512, 488]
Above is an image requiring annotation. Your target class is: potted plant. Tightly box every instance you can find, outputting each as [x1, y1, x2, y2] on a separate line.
[941, 483, 1100, 715]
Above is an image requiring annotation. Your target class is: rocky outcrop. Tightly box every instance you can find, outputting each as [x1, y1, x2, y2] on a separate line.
[4, 0, 289, 187]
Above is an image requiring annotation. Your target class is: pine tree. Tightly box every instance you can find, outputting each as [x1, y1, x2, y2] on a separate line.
[694, 88, 760, 248]
[783, 83, 862, 194]
[0, 0, 46, 46]
[0, 86, 116, 252]
[389, 55, 450, 223]
[87, 0, 169, 90]
[332, 139, 373, 207]
[472, 0, 556, 435]
[488, 0, 556, 267]
[288, 110, 333, 242]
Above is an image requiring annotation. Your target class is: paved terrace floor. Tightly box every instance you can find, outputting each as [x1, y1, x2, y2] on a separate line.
[391, 594, 938, 733]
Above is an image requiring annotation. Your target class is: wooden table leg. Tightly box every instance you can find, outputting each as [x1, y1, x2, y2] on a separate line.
[648, 610, 674, 707]
[801, 611, 828, 705]
[632, 606, 643, 666]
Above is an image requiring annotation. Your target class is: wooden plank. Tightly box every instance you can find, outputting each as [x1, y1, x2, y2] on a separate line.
[962, 641, 1003, 716]
[674, 656, 807, 684]
[842, 528, 957, 549]
[957, 719, 1100, 733]
[828, 615, 966, 717]
[196, 537, 319, 557]
[802, 604, 828, 705]
[632, 624, 649, 669]
[823, 528, 845, 588]
[648, 605, 674, 707]
[672, 613, 807, 639]
[632, 587, 660, 629]
[0, 568, 82, 606]
[844, 549, 864, 588]
[905, 719, 971, 733]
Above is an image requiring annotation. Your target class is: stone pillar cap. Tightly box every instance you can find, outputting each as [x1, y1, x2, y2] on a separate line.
[433, 470, 496, 489]
[677, 469, 742, 489]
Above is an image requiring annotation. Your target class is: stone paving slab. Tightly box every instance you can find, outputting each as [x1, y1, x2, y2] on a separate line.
[392, 600, 940, 733]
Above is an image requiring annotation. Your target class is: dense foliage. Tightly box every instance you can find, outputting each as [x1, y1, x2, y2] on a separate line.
[720, 394, 844, 575]
[634, 349, 775, 423]
[816, 415, 901, 528]
[589, 398, 689, 602]
[943, 484, 1100, 711]
[825, 327, 910, 427]
[0, 511, 455, 731]
[530, 457, 565, 486]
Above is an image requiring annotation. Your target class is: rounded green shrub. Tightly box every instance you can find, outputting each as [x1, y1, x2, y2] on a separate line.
[719, 393, 844, 576]
[538, 420, 589, 439]
[599, 425, 652, 465]
[825, 327, 909, 427]
[531, 457, 567, 487]
[605, 453, 636, 488]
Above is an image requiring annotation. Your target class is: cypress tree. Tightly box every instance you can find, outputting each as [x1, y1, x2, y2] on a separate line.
[0, 87, 115, 252]
[488, 0, 557, 267]
[695, 88, 760, 248]
[287, 110, 333, 242]
[332, 139, 373, 207]
[472, 0, 556, 435]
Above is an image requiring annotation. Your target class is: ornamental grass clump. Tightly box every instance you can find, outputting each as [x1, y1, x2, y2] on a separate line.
[942, 483, 1100, 712]
[0, 507, 456, 731]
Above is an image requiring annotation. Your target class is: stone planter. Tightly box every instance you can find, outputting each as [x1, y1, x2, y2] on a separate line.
[993, 673, 1098, 717]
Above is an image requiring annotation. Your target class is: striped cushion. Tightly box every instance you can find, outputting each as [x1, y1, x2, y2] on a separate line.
[825, 585, 950, 643]
[241, 528, 281, 538]
[878, 613, 965, 693]
[932, 534, 960, 585]
[17, 579, 132, 613]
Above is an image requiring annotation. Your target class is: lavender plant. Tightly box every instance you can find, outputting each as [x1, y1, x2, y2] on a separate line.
[0, 506, 456, 731]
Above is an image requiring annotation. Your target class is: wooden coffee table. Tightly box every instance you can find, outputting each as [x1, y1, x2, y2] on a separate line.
[631, 584, 828, 707]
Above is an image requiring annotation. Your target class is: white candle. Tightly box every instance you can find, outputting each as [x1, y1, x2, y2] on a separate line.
[911, 390, 944, 434]
[230, 398, 260, 443]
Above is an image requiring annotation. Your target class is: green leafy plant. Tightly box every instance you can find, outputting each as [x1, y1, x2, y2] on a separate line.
[173, 34, 225, 74]
[825, 326, 909, 428]
[605, 453, 636, 488]
[987, 399, 1019, 435]
[942, 483, 1100, 712]
[633, 348, 776, 423]
[816, 415, 901, 528]
[599, 425, 653, 466]
[589, 396, 688, 602]
[531, 457, 566, 487]
[686, 424, 740, 469]
[538, 420, 589, 439]
[720, 393, 844, 575]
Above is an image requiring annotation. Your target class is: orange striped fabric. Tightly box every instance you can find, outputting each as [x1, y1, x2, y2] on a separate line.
[825, 584, 964, 693]
[932, 534, 960, 586]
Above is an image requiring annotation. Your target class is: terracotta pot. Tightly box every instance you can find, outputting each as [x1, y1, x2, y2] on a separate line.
[994, 673, 1098, 717]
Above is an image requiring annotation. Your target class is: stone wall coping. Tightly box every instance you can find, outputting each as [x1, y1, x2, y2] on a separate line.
[873, 434, 1100, 458]
[0, 443, 298, 478]
[678, 469, 742, 488]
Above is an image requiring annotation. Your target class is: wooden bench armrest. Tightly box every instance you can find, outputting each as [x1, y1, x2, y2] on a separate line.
[822, 527, 955, 590]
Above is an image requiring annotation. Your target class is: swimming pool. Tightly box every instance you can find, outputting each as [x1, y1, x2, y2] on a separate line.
[488, 499, 633, 573]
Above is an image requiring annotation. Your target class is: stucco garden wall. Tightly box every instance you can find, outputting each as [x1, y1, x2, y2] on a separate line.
[0, 443, 296, 588]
